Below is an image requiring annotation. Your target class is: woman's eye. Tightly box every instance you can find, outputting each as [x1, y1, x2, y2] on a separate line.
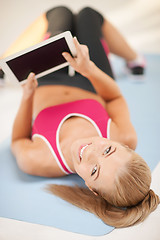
[91, 166, 97, 176]
[104, 146, 111, 155]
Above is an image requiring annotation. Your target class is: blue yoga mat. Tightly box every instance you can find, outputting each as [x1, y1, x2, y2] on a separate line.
[0, 54, 160, 236]
[0, 139, 114, 236]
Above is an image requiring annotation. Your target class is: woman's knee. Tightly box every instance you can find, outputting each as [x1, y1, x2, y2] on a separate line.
[46, 6, 73, 19]
[46, 6, 74, 35]
[78, 7, 95, 17]
[77, 7, 103, 26]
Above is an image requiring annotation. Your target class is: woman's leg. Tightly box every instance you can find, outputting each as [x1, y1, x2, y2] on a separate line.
[101, 19, 145, 75]
[1, 14, 48, 59]
[45, 6, 75, 38]
[1, 6, 75, 59]
[101, 20, 137, 61]
[1, 6, 75, 81]
[37, 6, 76, 84]
[76, 7, 145, 76]
[0, 13, 48, 82]
[76, 7, 115, 79]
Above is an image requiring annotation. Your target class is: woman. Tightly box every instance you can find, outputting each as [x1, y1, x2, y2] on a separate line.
[10, 6, 159, 227]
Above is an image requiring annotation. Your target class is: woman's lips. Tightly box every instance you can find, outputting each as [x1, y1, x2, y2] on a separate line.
[78, 143, 91, 162]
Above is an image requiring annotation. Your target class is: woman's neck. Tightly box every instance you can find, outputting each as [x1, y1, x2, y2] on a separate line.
[59, 116, 99, 172]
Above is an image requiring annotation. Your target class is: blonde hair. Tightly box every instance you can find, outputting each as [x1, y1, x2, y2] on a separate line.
[46, 150, 160, 228]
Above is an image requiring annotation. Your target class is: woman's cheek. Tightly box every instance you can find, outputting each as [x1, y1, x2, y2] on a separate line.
[75, 164, 88, 180]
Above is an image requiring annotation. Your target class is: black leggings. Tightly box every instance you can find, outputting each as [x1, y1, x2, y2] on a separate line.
[38, 6, 114, 93]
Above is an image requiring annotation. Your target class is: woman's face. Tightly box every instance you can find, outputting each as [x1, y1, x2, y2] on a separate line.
[70, 136, 132, 194]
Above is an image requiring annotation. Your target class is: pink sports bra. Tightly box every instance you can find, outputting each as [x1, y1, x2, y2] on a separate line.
[32, 99, 111, 175]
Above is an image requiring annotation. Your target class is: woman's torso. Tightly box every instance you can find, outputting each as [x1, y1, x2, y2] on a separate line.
[33, 85, 106, 118]
[32, 85, 110, 177]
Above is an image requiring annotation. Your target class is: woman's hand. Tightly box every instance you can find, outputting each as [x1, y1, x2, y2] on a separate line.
[22, 72, 38, 99]
[62, 37, 94, 77]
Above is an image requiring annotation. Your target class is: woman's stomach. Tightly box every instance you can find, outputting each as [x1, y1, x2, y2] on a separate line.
[33, 85, 105, 118]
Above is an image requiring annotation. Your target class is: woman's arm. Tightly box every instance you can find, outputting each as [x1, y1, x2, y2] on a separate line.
[85, 63, 137, 149]
[11, 73, 39, 174]
[63, 38, 137, 149]
[12, 73, 38, 142]
[62, 37, 122, 102]
[11, 73, 62, 177]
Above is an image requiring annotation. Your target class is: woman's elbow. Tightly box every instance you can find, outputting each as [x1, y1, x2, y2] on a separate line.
[123, 131, 138, 150]
[10, 143, 35, 175]
[10, 141, 18, 158]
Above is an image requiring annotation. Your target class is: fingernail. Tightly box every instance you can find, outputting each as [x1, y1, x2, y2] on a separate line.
[30, 72, 35, 77]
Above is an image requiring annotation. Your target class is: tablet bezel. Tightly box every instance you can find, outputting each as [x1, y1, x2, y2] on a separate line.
[0, 31, 76, 84]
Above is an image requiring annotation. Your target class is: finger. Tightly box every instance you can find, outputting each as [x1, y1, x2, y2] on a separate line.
[73, 37, 82, 55]
[33, 77, 38, 88]
[28, 72, 35, 80]
[62, 52, 75, 67]
[73, 36, 80, 46]
[27, 73, 36, 85]
[27, 72, 37, 87]
[28, 72, 37, 83]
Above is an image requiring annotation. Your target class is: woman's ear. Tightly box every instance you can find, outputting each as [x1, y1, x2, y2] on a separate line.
[85, 183, 98, 196]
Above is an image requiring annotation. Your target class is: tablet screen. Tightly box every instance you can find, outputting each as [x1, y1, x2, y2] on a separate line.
[6, 37, 71, 82]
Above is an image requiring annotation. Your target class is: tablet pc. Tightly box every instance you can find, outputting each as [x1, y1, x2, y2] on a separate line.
[0, 31, 76, 84]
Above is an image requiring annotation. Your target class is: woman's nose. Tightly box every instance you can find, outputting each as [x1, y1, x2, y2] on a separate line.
[85, 148, 99, 163]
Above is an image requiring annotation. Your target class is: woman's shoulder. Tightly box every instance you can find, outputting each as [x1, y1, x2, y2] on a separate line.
[28, 136, 67, 177]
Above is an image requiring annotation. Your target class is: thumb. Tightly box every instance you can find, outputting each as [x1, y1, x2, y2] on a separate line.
[27, 72, 38, 88]
[62, 52, 75, 67]
[28, 72, 35, 80]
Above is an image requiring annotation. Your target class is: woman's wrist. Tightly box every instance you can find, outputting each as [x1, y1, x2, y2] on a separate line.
[82, 61, 96, 78]
[22, 90, 35, 101]
[22, 72, 38, 100]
